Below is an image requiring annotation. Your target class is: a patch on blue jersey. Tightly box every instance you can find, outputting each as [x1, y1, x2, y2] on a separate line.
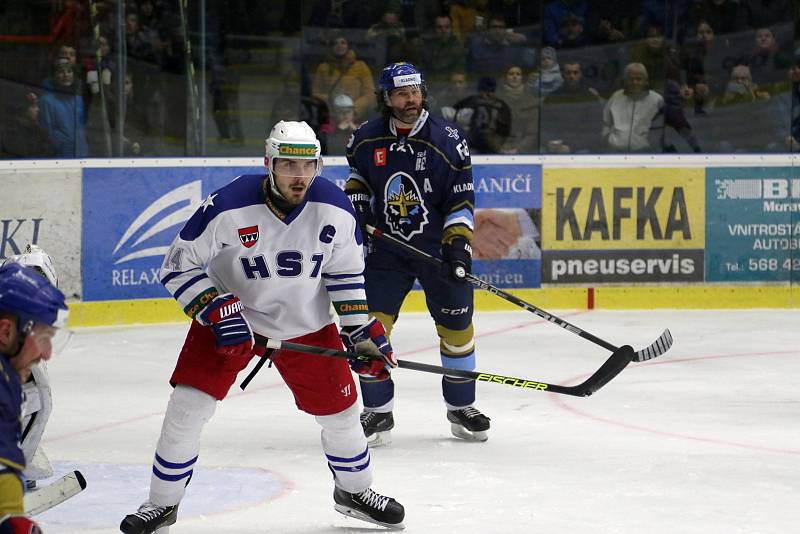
[383, 172, 429, 241]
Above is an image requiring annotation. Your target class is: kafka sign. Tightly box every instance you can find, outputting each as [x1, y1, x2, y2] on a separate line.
[541, 167, 705, 283]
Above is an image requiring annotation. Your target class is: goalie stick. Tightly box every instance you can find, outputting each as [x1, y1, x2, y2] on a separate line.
[366, 225, 673, 363]
[24, 470, 86, 516]
[254, 334, 634, 397]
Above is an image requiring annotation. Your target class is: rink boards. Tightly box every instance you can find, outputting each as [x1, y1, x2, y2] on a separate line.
[1, 154, 798, 326]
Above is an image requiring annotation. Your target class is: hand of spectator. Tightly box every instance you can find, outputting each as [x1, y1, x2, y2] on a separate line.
[507, 31, 527, 44]
[474, 209, 522, 259]
[588, 87, 600, 98]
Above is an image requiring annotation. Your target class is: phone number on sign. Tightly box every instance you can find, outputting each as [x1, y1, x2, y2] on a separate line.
[748, 258, 800, 272]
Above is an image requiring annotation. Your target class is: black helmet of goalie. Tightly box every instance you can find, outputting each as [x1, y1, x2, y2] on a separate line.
[264, 120, 323, 200]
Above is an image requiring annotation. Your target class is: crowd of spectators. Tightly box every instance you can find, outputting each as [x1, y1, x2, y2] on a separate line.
[3, 0, 800, 158]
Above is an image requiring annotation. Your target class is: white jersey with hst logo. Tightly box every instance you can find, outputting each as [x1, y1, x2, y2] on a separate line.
[160, 174, 369, 340]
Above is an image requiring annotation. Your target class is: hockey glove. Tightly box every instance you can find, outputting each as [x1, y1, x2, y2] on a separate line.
[441, 237, 472, 284]
[0, 515, 43, 534]
[340, 318, 397, 380]
[346, 189, 375, 243]
[198, 293, 254, 358]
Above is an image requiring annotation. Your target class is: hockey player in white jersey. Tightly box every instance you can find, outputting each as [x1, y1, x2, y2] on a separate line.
[1, 244, 60, 488]
[120, 121, 405, 534]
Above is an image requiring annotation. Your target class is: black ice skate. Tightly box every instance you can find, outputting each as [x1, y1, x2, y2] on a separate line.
[119, 501, 178, 534]
[334, 486, 405, 530]
[447, 406, 490, 442]
[360, 410, 394, 447]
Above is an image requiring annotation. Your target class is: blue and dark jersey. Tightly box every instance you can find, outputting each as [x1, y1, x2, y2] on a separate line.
[346, 109, 475, 256]
[1, 353, 24, 514]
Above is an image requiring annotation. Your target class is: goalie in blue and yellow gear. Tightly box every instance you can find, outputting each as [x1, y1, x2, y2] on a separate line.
[0, 262, 68, 533]
[345, 62, 490, 446]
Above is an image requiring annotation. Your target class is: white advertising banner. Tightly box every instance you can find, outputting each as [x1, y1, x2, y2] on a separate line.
[1, 169, 82, 298]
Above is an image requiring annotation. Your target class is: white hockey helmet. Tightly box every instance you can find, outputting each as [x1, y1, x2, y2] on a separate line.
[264, 121, 323, 196]
[1, 244, 58, 287]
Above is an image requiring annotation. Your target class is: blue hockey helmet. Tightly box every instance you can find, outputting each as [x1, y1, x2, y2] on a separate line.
[0, 262, 68, 336]
[378, 62, 426, 96]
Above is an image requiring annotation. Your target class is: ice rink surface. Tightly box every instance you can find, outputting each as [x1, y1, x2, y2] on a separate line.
[34, 309, 799, 534]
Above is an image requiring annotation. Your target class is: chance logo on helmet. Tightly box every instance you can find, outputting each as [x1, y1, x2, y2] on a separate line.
[383, 172, 429, 241]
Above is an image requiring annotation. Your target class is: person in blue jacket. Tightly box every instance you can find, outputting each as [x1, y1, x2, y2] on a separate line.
[39, 57, 89, 158]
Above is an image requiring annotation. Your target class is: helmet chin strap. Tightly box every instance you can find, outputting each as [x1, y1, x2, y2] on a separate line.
[267, 172, 286, 200]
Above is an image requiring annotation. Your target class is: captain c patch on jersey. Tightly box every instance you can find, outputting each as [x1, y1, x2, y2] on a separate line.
[383, 172, 429, 240]
[238, 225, 259, 248]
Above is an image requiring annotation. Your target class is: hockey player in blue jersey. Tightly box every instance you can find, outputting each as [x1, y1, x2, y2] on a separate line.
[0, 262, 69, 534]
[345, 62, 490, 446]
[120, 121, 404, 534]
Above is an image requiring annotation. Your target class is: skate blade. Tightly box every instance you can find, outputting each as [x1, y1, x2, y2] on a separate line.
[334, 503, 405, 530]
[450, 423, 488, 442]
[366, 430, 392, 448]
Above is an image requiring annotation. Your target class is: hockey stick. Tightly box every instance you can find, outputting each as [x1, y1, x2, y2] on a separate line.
[239, 348, 274, 390]
[254, 334, 634, 397]
[366, 225, 673, 363]
[24, 470, 87, 516]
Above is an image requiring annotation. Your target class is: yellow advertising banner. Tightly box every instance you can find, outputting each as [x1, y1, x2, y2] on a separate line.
[542, 167, 705, 250]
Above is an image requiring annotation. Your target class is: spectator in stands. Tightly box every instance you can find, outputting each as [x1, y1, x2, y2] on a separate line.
[325, 94, 360, 155]
[419, 15, 466, 86]
[602, 62, 664, 152]
[586, 0, 638, 43]
[39, 58, 89, 158]
[453, 76, 512, 154]
[496, 65, 539, 154]
[783, 54, 800, 151]
[721, 64, 771, 105]
[661, 44, 702, 153]
[543, 0, 588, 47]
[528, 46, 563, 96]
[466, 14, 529, 80]
[748, 27, 792, 87]
[556, 13, 592, 49]
[366, 7, 408, 65]
[449, 0, 490, 43]
[1, 92, 55, 158]
[412, 0, 446, 35]
[125, 10, 158, 63]
[306, 0, 373, 28]
[541, 60, 604, 153]
[684, 20, 730, 114]
[630, 24, 668, 89]
[744, 0, 791, 28]
[312, 33, 376, 122]
[716, 64, 777, 152]
[689, 0, 748, 36]
[433, 71, 472, 121]
[640, 0, 692, 43]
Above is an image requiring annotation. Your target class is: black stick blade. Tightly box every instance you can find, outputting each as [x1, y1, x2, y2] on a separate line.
[575, 344, 635, 397]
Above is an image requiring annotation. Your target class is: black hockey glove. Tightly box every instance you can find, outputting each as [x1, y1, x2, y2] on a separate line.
[441, 238, 472, 284]
[346, 190, 375, 242]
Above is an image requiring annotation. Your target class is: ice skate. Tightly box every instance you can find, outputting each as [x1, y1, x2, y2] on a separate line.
[334, 486, 405, 529]
[119, 501, 178, 534]
[360, 410, 394, 447]
[447, 406, 490, 442]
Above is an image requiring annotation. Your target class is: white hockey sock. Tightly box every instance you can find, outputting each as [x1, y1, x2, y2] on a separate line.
[316, 402, 373, 493]
[149, 385, 216, 506]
